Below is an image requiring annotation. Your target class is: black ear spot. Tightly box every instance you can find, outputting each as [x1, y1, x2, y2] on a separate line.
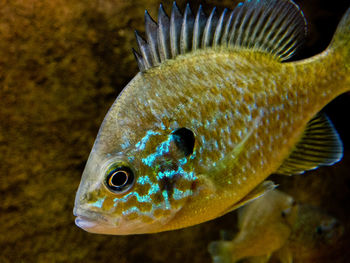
[172, 127, 195, 156]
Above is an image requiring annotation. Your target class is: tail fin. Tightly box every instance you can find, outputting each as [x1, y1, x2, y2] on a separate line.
[329, 8, 350, 64]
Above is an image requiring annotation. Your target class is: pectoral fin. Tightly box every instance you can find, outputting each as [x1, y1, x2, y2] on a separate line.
[222, 181, 277, 216]
[276, 113, 343, 175]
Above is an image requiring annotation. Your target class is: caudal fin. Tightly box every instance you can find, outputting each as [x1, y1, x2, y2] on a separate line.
[329, 8, 350, 64]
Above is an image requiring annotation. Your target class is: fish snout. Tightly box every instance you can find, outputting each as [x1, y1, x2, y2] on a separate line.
[73, 206, 115, 233]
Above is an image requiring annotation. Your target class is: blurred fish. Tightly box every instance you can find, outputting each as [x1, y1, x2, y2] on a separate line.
[209, 193, 344, 263]
[208, 189, 298, 263]
[271, 204, 344, 263]
[73, 0, 350, 235]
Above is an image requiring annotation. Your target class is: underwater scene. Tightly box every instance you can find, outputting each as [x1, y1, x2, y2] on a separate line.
[1, 0, 350, 262]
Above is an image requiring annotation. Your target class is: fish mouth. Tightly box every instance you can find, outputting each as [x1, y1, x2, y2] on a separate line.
[73, 207, 113, 233]
[75, 215, 99, 230]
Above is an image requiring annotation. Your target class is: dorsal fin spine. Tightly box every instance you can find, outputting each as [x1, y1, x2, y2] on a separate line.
[180, 3, 195, 54]
[170, 2, 182, 57]
[220, 10, 234, 46]
[145, 10, 160, 65]
[158, 4, 171, 62]
[132, 48, 146, 72]
[134, 0, 307, 72]
[202, 7, 218, 48]
[135, 30, 152, 69]
[193, 5, 207, 51]
[213, 8, 228, 47]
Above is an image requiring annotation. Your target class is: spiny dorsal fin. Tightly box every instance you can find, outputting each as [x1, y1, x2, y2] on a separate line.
[276, 113, 343, 175]
[134, 0, 307, 72]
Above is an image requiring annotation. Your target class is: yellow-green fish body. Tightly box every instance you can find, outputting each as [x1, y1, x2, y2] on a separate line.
[73, 0, 350, 235]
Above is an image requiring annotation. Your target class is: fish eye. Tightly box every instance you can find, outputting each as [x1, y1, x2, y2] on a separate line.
[105, 165, 134, 193]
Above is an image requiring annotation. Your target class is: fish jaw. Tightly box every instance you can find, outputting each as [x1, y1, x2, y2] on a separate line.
[73, 207, 147, 235]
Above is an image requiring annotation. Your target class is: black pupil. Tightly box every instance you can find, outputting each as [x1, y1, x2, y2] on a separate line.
[111, 171, 128, 187]
[106, 166, 134, 192]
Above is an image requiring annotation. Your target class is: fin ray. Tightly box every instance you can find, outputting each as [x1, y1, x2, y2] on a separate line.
[202, 7, 219, 48]
[276, 113, 343, 175]
[157, 4, 171, 62]
[170, 2, 183, 57]
[180, 3, 195, 54]
[144, 10, 160, 65]
[193, 5, 207, 51]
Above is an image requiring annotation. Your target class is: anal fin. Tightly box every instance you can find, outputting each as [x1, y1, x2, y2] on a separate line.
[276, 113, 343, 175]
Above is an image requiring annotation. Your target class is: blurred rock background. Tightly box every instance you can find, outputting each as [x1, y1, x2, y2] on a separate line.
[0, 0, 349, 262]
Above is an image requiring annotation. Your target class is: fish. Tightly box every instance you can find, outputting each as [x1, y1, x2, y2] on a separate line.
[73, 0, 350, 235]
[271, 204, 344, 263]
[208, 192, 344, 263]
[208, 189, 298, 263]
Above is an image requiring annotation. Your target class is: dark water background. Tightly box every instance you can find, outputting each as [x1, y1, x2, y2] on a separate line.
[0, 0, 349, 262]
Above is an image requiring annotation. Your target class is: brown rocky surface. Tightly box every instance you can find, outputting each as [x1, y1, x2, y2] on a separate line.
[1, 0, 349, 262]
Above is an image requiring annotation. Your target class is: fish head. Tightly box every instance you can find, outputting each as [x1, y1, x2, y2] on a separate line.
[74, 76, 198, 235]
[292, 205, 344, 249]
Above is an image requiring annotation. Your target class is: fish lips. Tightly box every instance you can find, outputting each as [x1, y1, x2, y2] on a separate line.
[73, 207, 113, 234]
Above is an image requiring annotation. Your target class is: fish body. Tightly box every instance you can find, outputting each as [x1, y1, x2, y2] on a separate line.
[208, 189, 298, 263]
[73, 0, 350, 235]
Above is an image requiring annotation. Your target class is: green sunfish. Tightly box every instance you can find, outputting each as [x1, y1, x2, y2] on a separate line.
[208, 189, 298, 263]
[73, 0, 350, 235]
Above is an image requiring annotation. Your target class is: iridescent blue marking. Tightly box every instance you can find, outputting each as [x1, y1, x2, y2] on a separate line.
[179, 157, 187, 165]
[122, 206, 141, 215]
[121, 206, 157, 218]
[156, 166, 196, 182]
[148, 183, 160, 195]
[114, 191, 151, 204]
[90, 197, 106, 208]
[214, 141, 219, 149]
[182, 170, 196, 181]
[191, 119, 202, 129]
[162, 190, 171, 209]
[121, 140, 131, 150]
[173, 188, 193, 200]
[135, 130, 161, 151]
[158, 122, 166, 130]
[204, 119, 211, 129]
[142, 136, 172, 166]
[137, 176, 153, 185]
[128, 156, 135, 162]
